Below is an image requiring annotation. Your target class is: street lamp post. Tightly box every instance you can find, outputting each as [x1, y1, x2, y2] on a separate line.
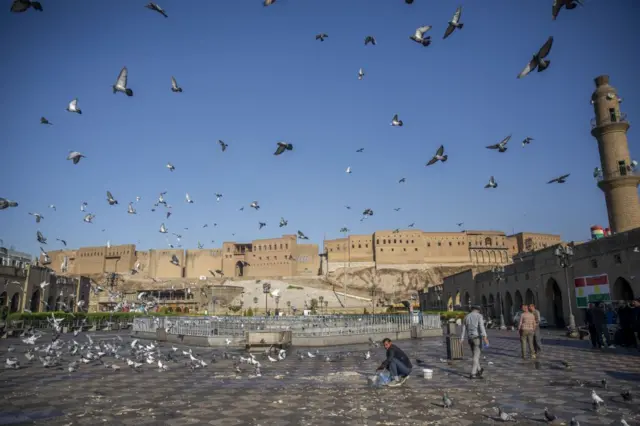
[435, 286, 442, 310]
[492, 266, 506, 329]
[554, 244, 577, 334]
[262, 282, 271, 315]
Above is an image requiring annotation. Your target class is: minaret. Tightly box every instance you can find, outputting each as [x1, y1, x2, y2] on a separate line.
[590, 75, 640, 233]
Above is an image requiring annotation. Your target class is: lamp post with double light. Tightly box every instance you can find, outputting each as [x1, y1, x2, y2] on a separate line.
[262, 282, 271, 315]
[554, 244, 577, 334]
[492, 266, 506, 329]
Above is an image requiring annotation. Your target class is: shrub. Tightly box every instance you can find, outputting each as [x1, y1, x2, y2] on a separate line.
[287, 285, 303, 290]
[422, 310, 465, 321]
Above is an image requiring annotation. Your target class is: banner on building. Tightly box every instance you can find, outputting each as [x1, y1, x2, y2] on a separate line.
[574, 274, 610, 308]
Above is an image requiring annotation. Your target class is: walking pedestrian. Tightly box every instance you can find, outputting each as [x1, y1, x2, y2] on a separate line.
[518, 304, 536, 359]
[529, 303, 542, 355]
[587, 302, 606, 349]
[460, 305, 489, 379]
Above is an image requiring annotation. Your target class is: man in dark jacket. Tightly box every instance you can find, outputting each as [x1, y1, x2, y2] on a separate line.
[376, 338, 412, 387]
[633, 298, 640, 350]
[587, 302, 606, 349]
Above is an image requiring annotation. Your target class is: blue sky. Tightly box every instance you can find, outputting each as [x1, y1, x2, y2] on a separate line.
[1, 0, 639, 257]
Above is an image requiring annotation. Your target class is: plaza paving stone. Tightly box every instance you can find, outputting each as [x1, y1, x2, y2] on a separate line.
[0, 328, 639, 425]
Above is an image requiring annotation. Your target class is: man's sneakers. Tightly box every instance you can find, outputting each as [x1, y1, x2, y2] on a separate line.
[387, 375, 409, 387]
[469, 368, 485, 380]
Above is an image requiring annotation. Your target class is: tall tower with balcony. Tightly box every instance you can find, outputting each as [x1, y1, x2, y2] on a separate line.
[590, 75, 640, 233]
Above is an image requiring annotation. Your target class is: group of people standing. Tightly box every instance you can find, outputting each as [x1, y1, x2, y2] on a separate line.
[585, 298, 640, 350]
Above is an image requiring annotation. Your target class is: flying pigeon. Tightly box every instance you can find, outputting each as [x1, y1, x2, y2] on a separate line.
[127, 203, 136, 214]
[48, 204, 55, 211]
[106, 191, 118, 205]
[171, 76, 183, 92]
[10, 0, 42, 13]
[408, 223, 415, 227]
[56, 238, 66, 246]
[358, 68, 365, 80]
[364, 36, 376, 45]
[393, 208, 401, 212]
[315, 33, 328, 42]
[410, 26, 432, 46]
[362, 208, 374, 216]
[486, 135, 511, 152]
[159, 223, 168, 233]
[547, 173, 570, 184]
[67, 151, 86, 164]
[356, 148, 364, 152]
[593, 167, 602, 178]
[522, 137, 534, 147]
[80, 202, 87, 211]
[40, 247, 50, 264]
[250, 201, 260, 210]
[215, 193, 223, 201]
[399, 178, 406, 183]
[391, 114, 403, 126]
[145, 2, 167, 17]
[113, 67, 133, 96]
[274, 142, 293, 155]
[28, 212, 43, 223]
[170, 254, 179, 266]
[218, 140, 228, 151]
[66, 98, 82, 114]
[279, 217, 288, 227]
[405, 0, 414, 3]
[166, 162, 175, 172]
[345, 206, 351, 209]
[345, 166, 352, 174]
[185, 193, 194, 203]
[166, 211, 171, 219]
[37, 231, 47, 244]
[83, 214, 95, 223]
[426, 145, 448, 166]
[263, 0, 275, 6]
[443, 6, 464, 39]
[485, 176, 498, 189]
[339, 227, 349, 233]
[297, 231, 309, 240]
[517, 37, 554, 79]
[258, 222, 267, 230]
[457, 222, 464, 227]
[552, 0, 582, 20]
[40, 117, 52, 125]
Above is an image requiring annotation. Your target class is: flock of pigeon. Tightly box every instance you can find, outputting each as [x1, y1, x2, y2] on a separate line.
[0, 0, 615, 259]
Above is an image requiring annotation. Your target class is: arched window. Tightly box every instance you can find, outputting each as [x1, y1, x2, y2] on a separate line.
[485, 237, 492, 246]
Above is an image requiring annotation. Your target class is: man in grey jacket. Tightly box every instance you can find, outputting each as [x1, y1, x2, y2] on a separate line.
[460, 305, 489, 379]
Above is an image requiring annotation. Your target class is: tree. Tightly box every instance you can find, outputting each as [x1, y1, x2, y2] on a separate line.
[309, 298, 319, 313]
[318, 296, 324, 314]
[253, 297, 259, 305]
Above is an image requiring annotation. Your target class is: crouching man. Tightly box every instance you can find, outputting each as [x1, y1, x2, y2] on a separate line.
[376, 337, 412, 387]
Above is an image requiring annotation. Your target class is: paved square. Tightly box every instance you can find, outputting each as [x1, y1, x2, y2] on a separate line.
[1, 328, 639, 425]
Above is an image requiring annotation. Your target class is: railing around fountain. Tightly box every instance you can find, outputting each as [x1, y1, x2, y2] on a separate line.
[133, 314, 441, 338]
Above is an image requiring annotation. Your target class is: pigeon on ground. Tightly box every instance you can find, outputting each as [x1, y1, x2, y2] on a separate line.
[145, 2, 167, 17]
[297, 231, 309, 240]
[315, 33, 328, 41]
[486, 135, 510, 152]
[274, 142, 293, 155]
[66, 98, 82, 114]
[67, 151, 86, 164]
[28, 212, 44, 223]
[264, 0, 275, 6]
[10, 0, 42, 13]
[552, 0, 582, 20]
[37, 231, 47, 244]
[128, 203, 136, 214]
[106, 191, 118, 205]
[40, 117, 52, 125]
[171, 76, 183, 92]
[250, 201, 260, 210]
[621, 390, 632, 401]
[547, 174, 570, 184]
[113, 67, 133, 96]
[364, 36, 376, 45]
[522, 137, 534, 147]
[518, 37, 554, 79]
[485, 176, 498, 189]
[443, 6, 463, 39]
[166, 162, 175, 172]
[358, 68, 365, 80]
[410, 26, 432, 46]
[426, 145, 448, 166]
[159, 223, 168, 233]
[443, 393, 453, 408]
[258, 222, 266, 230]
[496, 407, 516, 422]
[218, 140, 228, 151]
[544, 408, 558, 422]
[391, 114, 403, 126]
[570, 417, 580, 426]
[279, 217, 288, 227]
[591, 390, 604, 409]
[83, 214, 95, 223]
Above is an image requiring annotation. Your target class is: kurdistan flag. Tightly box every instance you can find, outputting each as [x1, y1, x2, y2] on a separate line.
[574, 274, 610, 308]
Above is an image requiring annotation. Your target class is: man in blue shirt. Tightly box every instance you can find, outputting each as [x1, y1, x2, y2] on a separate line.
[460, 305, 489, 379]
